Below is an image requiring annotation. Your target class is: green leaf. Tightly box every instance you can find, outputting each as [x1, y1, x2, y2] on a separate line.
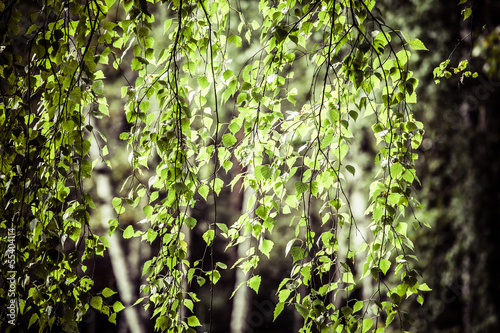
[418, 283, 432, 291]
[391, 162, 404, 178]
[353, 300, 363, 313]
[217, 223, 229, 234]
[251, 91, 262, 102]
[133, 297, 146, 306]
[61, 321, 79, 332]
[139, 101, 149, 112]
[255, 165, 272, 181]
[380, 259, 391, 275]
[29, 314, 39, 328]
[390, 293, 401, 305]
[198, 76, 210, 89]
[294, 181, 309, 196]
[197, 276, 206, 286]
[362, 318, 373, 333]
[345, 165, 355, 176]
[222, 133, 237, 147]
[228, 35, 242, 47]
[463, 7, 472, 20]
[223, 160, 233, 172]
[274, 302, 285, 321]
[329, 199, 342, 210]
[228, 118, 242, 133]
[223, 69, 234, 81]
[207, 270, 221, 284]
[295, 303, 309, 319]
[187, 316, 202, 327]
[198, 184, 209, 200]
[278, 289, 292, 303]
[113, 301, 125, 312]
[260, 239, 274, 258]
[123, 225, 134, 239]
[287, 88, 297, 105]
[143, 205, 153, 218]
[213, 178, 224, 196]
[90, 296, 103, 310]
[92, 80, 104, 94]
[112, 197, 124, 214]
[185, 217, 197, 229]
[164, 18, 172, 33]
[102, 287, 117, 298]
[300, 266, 311, 285]
[396, 49, 410, 66]
[237, 92, 248, 105]
[108, 219, 119, 236]
[248, 275, 261, 293]
[256, 206, 268, 220]
[342, 272, 354, 284]
[203, 229, 215, 245]
[409, 38, 429, 51]
[290, 246, 306, 263]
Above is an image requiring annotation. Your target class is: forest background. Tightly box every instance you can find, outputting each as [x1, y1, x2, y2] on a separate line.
[1, 0, 500, 332]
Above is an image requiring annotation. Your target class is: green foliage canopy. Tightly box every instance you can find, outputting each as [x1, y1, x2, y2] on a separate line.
[0, 0, 429, 331]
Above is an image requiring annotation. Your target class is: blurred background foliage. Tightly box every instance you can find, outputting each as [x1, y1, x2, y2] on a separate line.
[380, 0, 500, 332]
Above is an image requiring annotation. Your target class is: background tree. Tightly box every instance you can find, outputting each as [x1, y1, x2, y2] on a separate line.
[378, 0, 500, 331]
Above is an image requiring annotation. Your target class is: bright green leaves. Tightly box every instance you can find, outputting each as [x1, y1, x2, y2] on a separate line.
[187, 316, 202, 327]
[295, 303, 309, 320]
[198, 184, 209, 200]
[112, 197, 125, 214]
[353, 300, 364, 314]
[418, 283, 432, 292]
[255, 165, 272, 182]
[294, 181, 309, 197]
[90, 296, 103, 310]
[112, 301, 125, 313]
[248, 275, 261, 294]
[409, 38, 429, 51]
[260, 239, 274, 258]
[434, 58, 478, 84]
[0, 0, 120, 328]
[396, 49, 411, 67]
[164, 19, 173, 33]
[198, 76, 210, 89]
[228, 35, 242, 47]
[0, 0, 423, 331]
[102, 287, 117, 298]
[362, 318, 373, 333]
[213, 178, 224, 196]
[433, 59, 452, 83]
[462, 7, 472, 20]
[123, 225, 135, 239]
[203, 230, 215, 246]
[390, 162, 404, 178]
[273, 302, 285, 321]
[222, 133, 237, 147]
[380, 259, 392, 275]
[290, 246, 307, 263]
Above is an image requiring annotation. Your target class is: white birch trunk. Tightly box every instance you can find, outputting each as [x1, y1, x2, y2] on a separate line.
[90, 139, 145, 333]
[230, 175, 255, 333]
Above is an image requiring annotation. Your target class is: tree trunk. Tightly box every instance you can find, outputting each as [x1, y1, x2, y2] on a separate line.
[90, 140, 146, 333]
[230, 175, 255, 333]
